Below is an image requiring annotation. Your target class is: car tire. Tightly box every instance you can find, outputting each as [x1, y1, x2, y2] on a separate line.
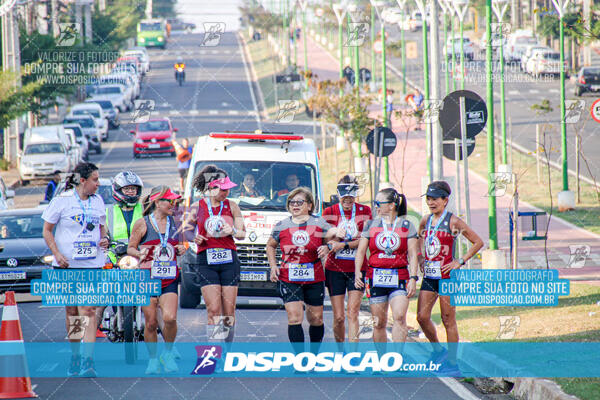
[20, 179, 29, 186]
[179, 283, 200, 309]
[123, 306, 137, 364]
[575, 86, 583, 96]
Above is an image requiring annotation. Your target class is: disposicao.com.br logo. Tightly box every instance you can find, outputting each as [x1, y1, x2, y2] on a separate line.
[221, 351, 440, 373]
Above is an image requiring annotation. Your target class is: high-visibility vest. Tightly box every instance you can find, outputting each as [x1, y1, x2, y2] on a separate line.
[107, 203, 143, 241]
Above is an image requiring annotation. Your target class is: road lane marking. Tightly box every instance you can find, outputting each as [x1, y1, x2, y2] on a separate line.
[529, 89, 540, 93]
[439, 378, 482, 400]
[550, 89, 559, 93]
[190, 110, 199, 115]
[209, 110, 219, 115]
[169, 110, 179, 115]
[508, 90, 519, 95]
[228, 110, 239, 115]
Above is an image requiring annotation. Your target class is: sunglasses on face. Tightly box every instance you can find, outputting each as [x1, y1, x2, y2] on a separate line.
[289, 199, 306, 207]
[374, 200, 393, 208]
[159, 199, 177, 205]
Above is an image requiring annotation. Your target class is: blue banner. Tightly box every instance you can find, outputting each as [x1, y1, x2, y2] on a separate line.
[1, 342, 599, 378]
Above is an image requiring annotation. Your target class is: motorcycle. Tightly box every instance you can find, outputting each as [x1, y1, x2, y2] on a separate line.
[100, 242, 145, 364]
[175, 67, 185, 86]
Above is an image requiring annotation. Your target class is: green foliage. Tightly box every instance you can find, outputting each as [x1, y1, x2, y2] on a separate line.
[239, 4, 288, 34]
[386, 40, 403, 57]
[153, 0, 176, 18]
[538, 11, 600, 43]
[95, 0, 144, 47]
[0, 70, 42, 129]
[530, 99, 553, 115]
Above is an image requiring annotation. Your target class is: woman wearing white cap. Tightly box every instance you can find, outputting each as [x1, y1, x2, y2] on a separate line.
[416, 180, 483, 375]
[322, 175, 371, 344]
[187, 165, 246, 343]
[128, 185, 186, 374]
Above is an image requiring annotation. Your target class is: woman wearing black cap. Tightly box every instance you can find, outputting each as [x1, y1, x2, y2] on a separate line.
[416, 180, 483, 375]
[322, 176, 371, 344]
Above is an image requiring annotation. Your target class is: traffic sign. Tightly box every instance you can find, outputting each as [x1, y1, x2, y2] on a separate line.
[442, 139, 476, 160]
[591, 99, 600, 124]
[366, 127, 397, 157]
[406, 41, 418, 59]
[374, 39, 382, 54]
[439, 90, 487, 140]
[275, 73, 302, 83]
[358, 68, 371, 83]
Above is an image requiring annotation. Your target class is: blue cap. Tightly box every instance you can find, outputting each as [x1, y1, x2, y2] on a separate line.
[423, 184, 450, 198]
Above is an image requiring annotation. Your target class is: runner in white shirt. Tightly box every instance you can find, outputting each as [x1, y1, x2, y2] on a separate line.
[42, 162, 109, 378]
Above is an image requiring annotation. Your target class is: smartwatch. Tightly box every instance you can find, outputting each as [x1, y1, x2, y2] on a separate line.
[410, 275, 419, 282]
[458, 258, 466, 266]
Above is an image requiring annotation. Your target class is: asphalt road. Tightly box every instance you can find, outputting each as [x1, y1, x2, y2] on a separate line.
[11, 31, 489, 399]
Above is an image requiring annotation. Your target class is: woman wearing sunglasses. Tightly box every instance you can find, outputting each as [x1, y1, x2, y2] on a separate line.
[322, 175, 371, 344]
[267, 187, 337, 350]
[128, 185, 186, 374]
[355, 188, 419, 344]
[188, 165, 246, 343]
[416, 181, 483, 375]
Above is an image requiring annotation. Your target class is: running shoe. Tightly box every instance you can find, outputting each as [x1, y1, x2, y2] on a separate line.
[67, 355, 81, 377]
[160, 351, 179, 373]
[171, 346, 181, 360]
[80, 357, 97, 378]
[437, 362, 462, 377]
[428, 348, 448, 366]
[145, 358, 162, 375]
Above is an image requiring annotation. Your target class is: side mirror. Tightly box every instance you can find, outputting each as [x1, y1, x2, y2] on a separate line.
[6, 190, 15, 199]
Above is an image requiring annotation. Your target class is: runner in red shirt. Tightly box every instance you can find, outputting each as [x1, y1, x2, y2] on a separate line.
[267, 187, 337, 350]
[185, 165, 246, 344]
[322, 175, 371, 344]
[128, 185, 186, 374]
[355, 188, 419, 344]
[416, 181, 483, 375]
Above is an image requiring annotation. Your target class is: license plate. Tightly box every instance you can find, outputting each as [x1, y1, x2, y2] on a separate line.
[148, 143, 160, 149]
[592, 85, 600, 90]
[240, 271, 267, 281]
[0, 271, 26, 280]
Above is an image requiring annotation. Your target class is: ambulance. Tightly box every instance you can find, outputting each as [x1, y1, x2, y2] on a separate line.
[180, 131, 324, 307]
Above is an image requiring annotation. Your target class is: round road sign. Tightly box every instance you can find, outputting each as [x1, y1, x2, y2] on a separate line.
[366, 127, 397, 157]
[439, 90, 487, 140]
[591, 99, 600, 124]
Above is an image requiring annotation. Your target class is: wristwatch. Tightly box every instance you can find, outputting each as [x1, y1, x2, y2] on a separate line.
[327, 243, 333, 251]
[458, 258, 466, 266]
[343, 243, 350, 251]
[410, 275, 419, 282]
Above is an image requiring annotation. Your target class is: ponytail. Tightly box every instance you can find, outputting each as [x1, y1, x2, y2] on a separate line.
[379, 188, 407, 217]
[192, 164, 227, 193]
[65, 162, 98, 190]
[142, 185, 169, 216]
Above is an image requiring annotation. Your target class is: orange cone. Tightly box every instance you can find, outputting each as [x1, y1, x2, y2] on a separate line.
[0, 291, 37, 398]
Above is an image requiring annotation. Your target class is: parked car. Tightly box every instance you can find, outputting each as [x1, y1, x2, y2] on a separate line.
[521, 44, 549, 71]
[85, 99, 119, 129]
[506, 33, 538, 62]
[68, 103, 108, 141]
[51, 178, 115, 205]
[0, 208, 53, 293]
[123, 50, 150, 74]
[62, 115, 102, 154]
[88, 84, 131, 113]
[18, 141, 70, 183]
[526, 49, 564, 76]
[0, 176, 15, 211]
[382, 8, 403, 24]
[23, 125, 77, 172]
[167, 18, 196, 32]
[443, 36, 475, 61]
[130, 118, 177, 158]
[63, 124, 89, 161]
[574, 66, 600, 96]
[97, 75, 137, 104]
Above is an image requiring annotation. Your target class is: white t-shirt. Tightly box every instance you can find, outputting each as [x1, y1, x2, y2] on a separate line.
[42, 189, 107, 268]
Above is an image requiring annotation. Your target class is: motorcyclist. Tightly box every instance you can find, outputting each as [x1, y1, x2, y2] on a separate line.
[96, 171, 144, 337]
[174, 57, 186, 82]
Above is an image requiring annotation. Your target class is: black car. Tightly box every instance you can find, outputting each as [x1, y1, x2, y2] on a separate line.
[86, 99, 120, 129]
[167, 18, 196, 32]
[574, 67, 600, 96]
[0, 208, 52, 293]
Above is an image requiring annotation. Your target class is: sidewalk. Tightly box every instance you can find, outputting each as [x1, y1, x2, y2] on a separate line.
[296, 33, 600, 281]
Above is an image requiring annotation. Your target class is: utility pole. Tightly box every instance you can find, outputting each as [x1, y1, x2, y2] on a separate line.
[84, 3, 92, 43]
[51, 0, 59, 37]
[98, 0, 106, 12]
[429, 0, 443, 181]
[146, 0, 152, 19]
[583, 0, 591, 66]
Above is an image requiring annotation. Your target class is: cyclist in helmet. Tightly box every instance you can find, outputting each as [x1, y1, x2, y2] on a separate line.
[96, 171, 144, 338]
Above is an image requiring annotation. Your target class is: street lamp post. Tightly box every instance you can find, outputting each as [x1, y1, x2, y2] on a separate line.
[298, 0, 309, 92]
[551, 0, 574, 210]
[452, 0, 469, 90]
[371, 0, 390, 182]
[395, 0, 407, 94]
[438, 0, 451, 95]
[333, 2, 349, 149]
[347, 3, 363, 94]
[492, 0, 509, 166]
[414, 0, 432, 178]
[484, 0, 498, 250]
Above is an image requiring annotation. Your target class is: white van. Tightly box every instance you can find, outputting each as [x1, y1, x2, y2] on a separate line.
[68, 103, 108, 141]
[24, 125, 78, 171]
[180, 131, 324, 307]
[18, 139, 70, 183]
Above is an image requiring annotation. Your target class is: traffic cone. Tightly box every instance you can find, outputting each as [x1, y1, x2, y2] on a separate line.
[0, 291, 37, 398]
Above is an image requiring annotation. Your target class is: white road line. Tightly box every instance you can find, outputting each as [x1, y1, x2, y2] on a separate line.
[529, 89, 540, 93]
[248, 111, 258, 116]
[208, 110, 219, 115]
[212, 50, 219, 54]
[161, 102, 169, 107]
[199, 50, 207, 55]
[494, 92, 499, 97]
[228, 110, 239, 115]
[221, 102, 229, 107]
[550, 89, 559, 93]
[189, 110, 199, 115]
[237, 33, 262, 129]
[508, 90, 519, 95]
[438, 378, 482, 400]
[169, 110, 179, 115]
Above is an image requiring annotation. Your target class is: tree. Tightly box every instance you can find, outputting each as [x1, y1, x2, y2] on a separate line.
[0, 70, 41, 129]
